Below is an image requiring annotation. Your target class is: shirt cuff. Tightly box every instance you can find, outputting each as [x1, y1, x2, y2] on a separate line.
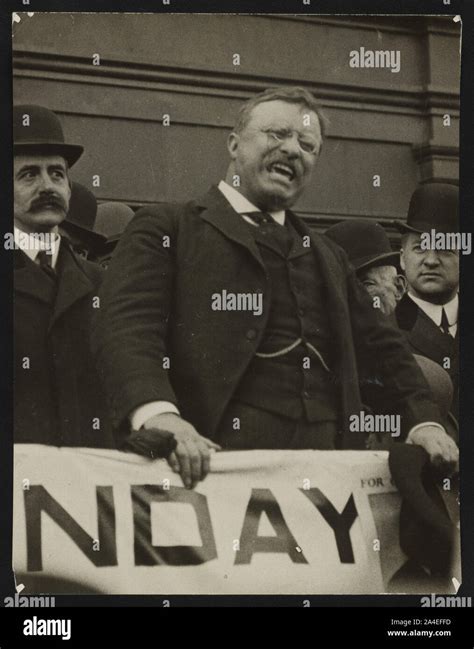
[406, 421, 445, 443]
[130, 401, 180, 431]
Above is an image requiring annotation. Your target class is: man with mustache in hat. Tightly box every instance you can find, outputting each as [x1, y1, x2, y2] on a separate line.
[396, 183, 459, 420]
[93, 87, 458, 489]
[13, 104, 114, 448]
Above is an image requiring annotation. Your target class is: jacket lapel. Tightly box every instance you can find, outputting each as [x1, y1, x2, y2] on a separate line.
[14, 249, 56, 305]
[407, 307, 455, 363]
[51, 243, 95, 326]
[196, 186, 265, 270]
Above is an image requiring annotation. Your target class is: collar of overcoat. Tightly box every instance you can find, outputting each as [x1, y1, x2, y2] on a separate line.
[14, 241, 95, 328]
[397, 294, 457, 362]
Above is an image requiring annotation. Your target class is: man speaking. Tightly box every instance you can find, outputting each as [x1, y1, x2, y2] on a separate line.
[93, 87, 458, 489]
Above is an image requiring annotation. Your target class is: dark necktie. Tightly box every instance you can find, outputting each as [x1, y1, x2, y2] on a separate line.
[440, 308, 451, 335]
[36, 250, 57, 282]
[244, 211, 293, 256]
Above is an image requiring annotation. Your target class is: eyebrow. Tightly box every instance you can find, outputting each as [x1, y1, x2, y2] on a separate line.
[16, 164, 67, 176]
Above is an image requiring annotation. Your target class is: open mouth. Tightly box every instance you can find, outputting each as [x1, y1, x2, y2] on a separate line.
[266, 162, 296, 182]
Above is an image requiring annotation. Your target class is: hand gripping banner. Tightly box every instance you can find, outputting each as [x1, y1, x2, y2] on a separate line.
[12, 445, 460, 595]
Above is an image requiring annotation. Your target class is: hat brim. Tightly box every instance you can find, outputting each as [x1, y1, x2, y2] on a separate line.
[60, 220, 107, 247]
[394, 220, 423, 235]
[14, 142, 84, 168]
[354, 251, 400, 272]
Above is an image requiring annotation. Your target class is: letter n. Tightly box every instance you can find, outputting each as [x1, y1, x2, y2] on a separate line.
[234, 489, 308, 565]
[131, 486, 217, 565]
[24, 486, 117, 571]
[300, 488, 358, 562]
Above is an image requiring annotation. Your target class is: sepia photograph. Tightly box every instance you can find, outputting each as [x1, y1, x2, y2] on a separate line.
[8, 10, 463, 605]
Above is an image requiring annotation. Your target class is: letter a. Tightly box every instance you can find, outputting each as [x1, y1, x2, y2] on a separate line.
[235, 489, 308, 565]
[23, 620, 33, 635]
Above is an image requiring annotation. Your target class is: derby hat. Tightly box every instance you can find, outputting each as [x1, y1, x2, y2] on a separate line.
[388, 443, 460, 579]
[94, 202, 135, 242]
[325, 219, 399, 272]
[396, 183, 458, 235]
[60, 182, 106, 251]
[13, 104, 83, 167]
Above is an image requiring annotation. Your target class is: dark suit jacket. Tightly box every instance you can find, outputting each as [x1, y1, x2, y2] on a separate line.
[14, 242, 115, 448]
[93, 186, 442, 449]
[396, 293, 459, 419]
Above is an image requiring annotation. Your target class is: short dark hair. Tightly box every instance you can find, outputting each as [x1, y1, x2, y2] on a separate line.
[233, 87, 329, 138]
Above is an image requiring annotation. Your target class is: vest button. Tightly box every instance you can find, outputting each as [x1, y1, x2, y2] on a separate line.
[246, 329, 258, 341]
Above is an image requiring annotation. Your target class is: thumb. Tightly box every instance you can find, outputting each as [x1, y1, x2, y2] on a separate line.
[202, 437, 222, 450]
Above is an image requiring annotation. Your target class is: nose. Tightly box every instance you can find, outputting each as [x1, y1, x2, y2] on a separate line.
[37, 170, 55, 193]
[422, 249, 441, 267]
[278, 132, 301, 157]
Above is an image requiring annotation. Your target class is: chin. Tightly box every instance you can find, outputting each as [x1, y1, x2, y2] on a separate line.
[31, 212, 65, 230]
[261, 189, 297, 211]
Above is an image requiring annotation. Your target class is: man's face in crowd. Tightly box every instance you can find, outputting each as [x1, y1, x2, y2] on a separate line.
[359, 264, 406, 316]
[401, 232, 459, 305]
[14, 154, 71, 234]
[227, 100, 322, 211]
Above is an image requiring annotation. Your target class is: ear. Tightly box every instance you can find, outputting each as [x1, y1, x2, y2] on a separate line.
[227, 132, 240, 160]
[399, 249, 406, 272]
[394, 273, 407, 302]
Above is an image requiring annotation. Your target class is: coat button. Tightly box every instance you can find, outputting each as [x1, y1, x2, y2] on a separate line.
[246, 329, 258, 341]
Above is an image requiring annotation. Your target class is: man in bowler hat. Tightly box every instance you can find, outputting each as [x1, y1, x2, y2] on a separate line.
[326, 219, 457, 443]
[93, 87, 458, 489]
[325, 220, 406, 318]
[396, 183, 459, 419]
[13, 104, 114, 448]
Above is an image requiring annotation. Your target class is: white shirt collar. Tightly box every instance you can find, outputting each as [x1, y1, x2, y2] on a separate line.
[408, 292, 458, 331]
[14, 226, 61, 269]
[218, 180, 286, 225]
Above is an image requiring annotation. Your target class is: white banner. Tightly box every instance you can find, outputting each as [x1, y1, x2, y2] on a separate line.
[13, 445, 434, 594]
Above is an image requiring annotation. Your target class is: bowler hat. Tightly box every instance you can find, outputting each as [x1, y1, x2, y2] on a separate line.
[94, 202, 135, 242]
[396, 183, 458, 234]
[325, 220, 399, 272]
[388, 444, 460, 579]
[13, 104, 83, 167]
[60, 182, 106, 251]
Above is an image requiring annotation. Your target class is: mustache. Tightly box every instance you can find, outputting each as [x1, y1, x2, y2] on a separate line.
[29, 194, 67, 213]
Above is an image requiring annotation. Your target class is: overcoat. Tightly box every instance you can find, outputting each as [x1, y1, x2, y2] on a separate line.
[93, 186, 442, 449]
[14, 242, 115, 448]
[396, 293, 459, 419]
